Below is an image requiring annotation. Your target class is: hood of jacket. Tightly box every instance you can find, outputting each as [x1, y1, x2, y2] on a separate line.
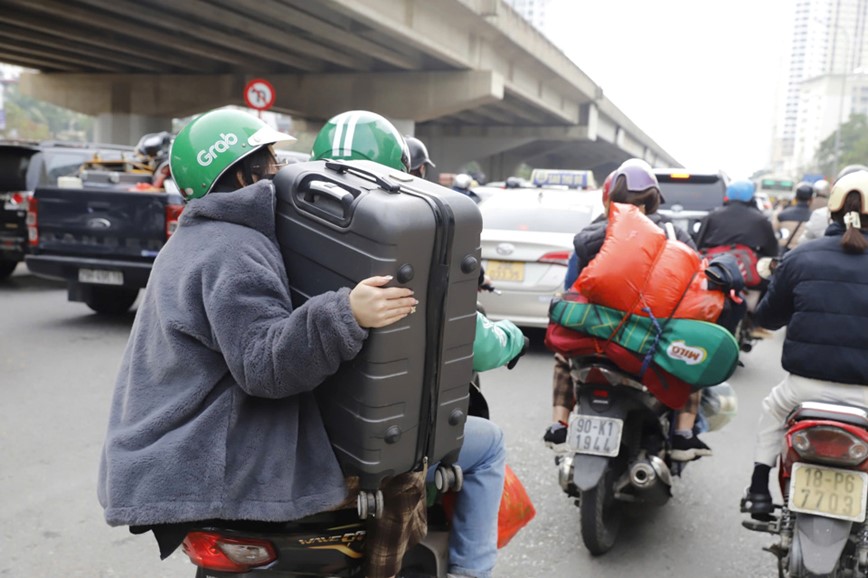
[180, 179, 277, 242]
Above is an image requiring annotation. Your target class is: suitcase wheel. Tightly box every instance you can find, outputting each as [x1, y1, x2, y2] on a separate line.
[434, 464, 463, 494]
[357, 489, 384, 520]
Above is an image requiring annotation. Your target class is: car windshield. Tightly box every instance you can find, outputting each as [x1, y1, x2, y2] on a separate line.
[480, 201, 596, 234]
[657, 174, 726, 212]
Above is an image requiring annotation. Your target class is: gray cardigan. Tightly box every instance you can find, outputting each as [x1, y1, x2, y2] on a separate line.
[98, 180, 367, 526]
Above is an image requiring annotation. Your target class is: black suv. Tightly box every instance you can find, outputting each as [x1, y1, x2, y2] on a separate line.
[0, 140, 134, 279]
[653, 168, 729, 240]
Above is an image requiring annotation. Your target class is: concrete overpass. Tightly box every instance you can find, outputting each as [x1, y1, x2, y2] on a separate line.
[0, 0, 680, 180]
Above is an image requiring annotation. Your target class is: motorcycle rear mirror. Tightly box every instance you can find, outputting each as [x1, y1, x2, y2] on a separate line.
[757, 257, 779, 279]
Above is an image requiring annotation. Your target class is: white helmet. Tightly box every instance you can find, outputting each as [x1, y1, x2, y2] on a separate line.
[453, 173, 473, 190]
[813, 179, 831, 198]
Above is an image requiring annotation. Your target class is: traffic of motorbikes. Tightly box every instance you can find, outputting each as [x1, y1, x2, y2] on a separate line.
[546, 170, 868, 578]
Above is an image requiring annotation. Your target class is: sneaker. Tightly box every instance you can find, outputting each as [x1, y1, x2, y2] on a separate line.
[543, 421, 568, 452]
[670, 434, 713, 461]
[740, 486, 775, 521]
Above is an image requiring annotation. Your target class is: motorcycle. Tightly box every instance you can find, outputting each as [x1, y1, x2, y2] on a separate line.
[742, 401, 868, 577]
[555, 355, 735, 555]
[181, 503, 453, 577]
[179, 301, 529, 577]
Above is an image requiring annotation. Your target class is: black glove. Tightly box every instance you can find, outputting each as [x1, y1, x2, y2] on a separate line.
[507, 336, 531, 370]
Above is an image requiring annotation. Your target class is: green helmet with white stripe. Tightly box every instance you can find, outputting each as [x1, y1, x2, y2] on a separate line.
[170, 108, 296, 199]
[310, 110, 410, 172]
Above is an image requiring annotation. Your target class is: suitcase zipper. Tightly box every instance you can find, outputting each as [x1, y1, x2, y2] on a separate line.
[400, 188, 456, 470]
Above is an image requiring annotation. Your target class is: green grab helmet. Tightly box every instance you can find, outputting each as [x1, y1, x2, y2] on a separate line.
[310, 110, 410, 172]
[170, 108, 296, 199]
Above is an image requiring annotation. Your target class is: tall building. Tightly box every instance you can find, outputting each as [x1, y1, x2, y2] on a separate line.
[773, 0, 868, 177]
[503, 0, 553, 34]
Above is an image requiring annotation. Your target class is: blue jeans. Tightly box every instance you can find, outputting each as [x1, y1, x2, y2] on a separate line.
[428, 415, 506, 578]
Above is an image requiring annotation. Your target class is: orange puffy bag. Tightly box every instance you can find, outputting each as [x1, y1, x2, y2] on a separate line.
[572, 203, 723, 322]
[441, 464, 536, 549]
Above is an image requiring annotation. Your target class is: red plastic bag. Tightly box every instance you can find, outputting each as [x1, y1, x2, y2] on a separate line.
[440, 464, 536, 549]
[497, 464, 536, 548]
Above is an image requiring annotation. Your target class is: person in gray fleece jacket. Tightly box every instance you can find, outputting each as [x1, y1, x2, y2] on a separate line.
[97, 109, 418, 574]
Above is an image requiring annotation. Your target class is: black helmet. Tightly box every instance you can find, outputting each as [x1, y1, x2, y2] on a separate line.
[794, 181, 814, 201]
[404, 136, 435, 172]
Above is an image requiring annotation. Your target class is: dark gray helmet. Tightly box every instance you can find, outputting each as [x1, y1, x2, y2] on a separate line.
[404, 136, 435, 171]
[794, 181, 814, 201]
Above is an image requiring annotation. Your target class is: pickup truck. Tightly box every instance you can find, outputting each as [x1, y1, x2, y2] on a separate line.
[0, 140, 135, 279]
[25, 132, 186, 315]
[24, 141, 310, 315]
[25, 182, 185, 315]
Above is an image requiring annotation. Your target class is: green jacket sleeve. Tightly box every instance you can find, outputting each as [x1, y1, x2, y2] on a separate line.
[472, 312, 525, 372]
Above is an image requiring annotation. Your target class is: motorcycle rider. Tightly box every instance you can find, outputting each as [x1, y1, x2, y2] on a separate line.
[775, 181, 815, 251]
[740, 170, 868, 521]
[311, 111, 527, 578]
[694, 179, 778, 338]
[801, 166, 868, 244]
[452, 172, 481, 203]
[97, 108, 421, 578]
[405, 135, 436, 180]
[543, 159, 712, 461]
[695, 179, 779, 259]
[545, 170, 614, 452]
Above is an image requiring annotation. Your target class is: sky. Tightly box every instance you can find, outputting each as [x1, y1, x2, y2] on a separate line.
[545, 0, 792, 180]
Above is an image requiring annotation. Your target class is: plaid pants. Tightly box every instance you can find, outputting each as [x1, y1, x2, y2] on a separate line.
[552, 353, 575, 410]
[342, 470, 428, 578]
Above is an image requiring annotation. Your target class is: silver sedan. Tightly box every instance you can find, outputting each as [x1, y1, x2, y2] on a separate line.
[477, 188, 604, 328]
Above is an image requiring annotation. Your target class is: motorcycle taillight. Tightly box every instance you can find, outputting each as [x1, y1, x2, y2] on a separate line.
[182, 531, 277, 572]
[790, 425, 868, 467]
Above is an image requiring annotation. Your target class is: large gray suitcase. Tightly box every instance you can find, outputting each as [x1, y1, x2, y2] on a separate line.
[274, 159, 482, 494]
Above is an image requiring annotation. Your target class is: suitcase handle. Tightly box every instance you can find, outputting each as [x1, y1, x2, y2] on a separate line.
[299, 179, 357, 223]
[325, 160, 401, 193]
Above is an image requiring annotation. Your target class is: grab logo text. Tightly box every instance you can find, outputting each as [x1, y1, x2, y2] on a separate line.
[197, 132, 239, 166]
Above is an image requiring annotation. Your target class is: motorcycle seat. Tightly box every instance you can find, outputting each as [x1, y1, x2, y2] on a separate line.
[787, 401, 868, 429]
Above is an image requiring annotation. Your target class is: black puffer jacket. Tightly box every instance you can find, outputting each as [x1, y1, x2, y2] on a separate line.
[754, 223, 868, 385]
[695, 201, 779, 257]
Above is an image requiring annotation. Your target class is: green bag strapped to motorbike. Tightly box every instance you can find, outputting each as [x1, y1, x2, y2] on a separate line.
[549, 295, 739, 388]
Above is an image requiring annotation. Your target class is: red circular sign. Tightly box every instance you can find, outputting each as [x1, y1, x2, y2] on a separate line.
[243, 78, 276, 111]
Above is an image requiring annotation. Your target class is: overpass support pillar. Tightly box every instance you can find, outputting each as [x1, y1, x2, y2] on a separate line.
[477, 150, 528, 182]
[94, 113, 172, 146]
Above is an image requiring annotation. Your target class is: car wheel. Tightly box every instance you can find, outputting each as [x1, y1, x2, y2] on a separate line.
[84, 286, 139, 315]
[0, 260, 18, 280]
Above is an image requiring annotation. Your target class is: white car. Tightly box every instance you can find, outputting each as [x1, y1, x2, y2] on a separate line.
[477, 187, 604, 328]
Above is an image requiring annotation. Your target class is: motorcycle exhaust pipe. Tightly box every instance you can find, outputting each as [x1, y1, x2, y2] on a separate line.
[627, 457, 672, 506]
[629, 460, 657, 488]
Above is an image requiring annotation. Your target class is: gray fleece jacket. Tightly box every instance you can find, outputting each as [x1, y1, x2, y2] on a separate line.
[97, 180, 367, 527]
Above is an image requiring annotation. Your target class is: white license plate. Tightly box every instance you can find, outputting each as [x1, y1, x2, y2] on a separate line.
[568, 414, 623, 457]
[78, 268, 124, 286]
[788, 462, 868, 522]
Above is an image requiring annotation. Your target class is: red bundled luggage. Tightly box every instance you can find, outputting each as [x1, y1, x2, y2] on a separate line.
[544, 321, 693, 410]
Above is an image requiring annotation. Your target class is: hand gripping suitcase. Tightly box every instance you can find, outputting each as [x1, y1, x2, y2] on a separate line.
[273, 159, 482, 511]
